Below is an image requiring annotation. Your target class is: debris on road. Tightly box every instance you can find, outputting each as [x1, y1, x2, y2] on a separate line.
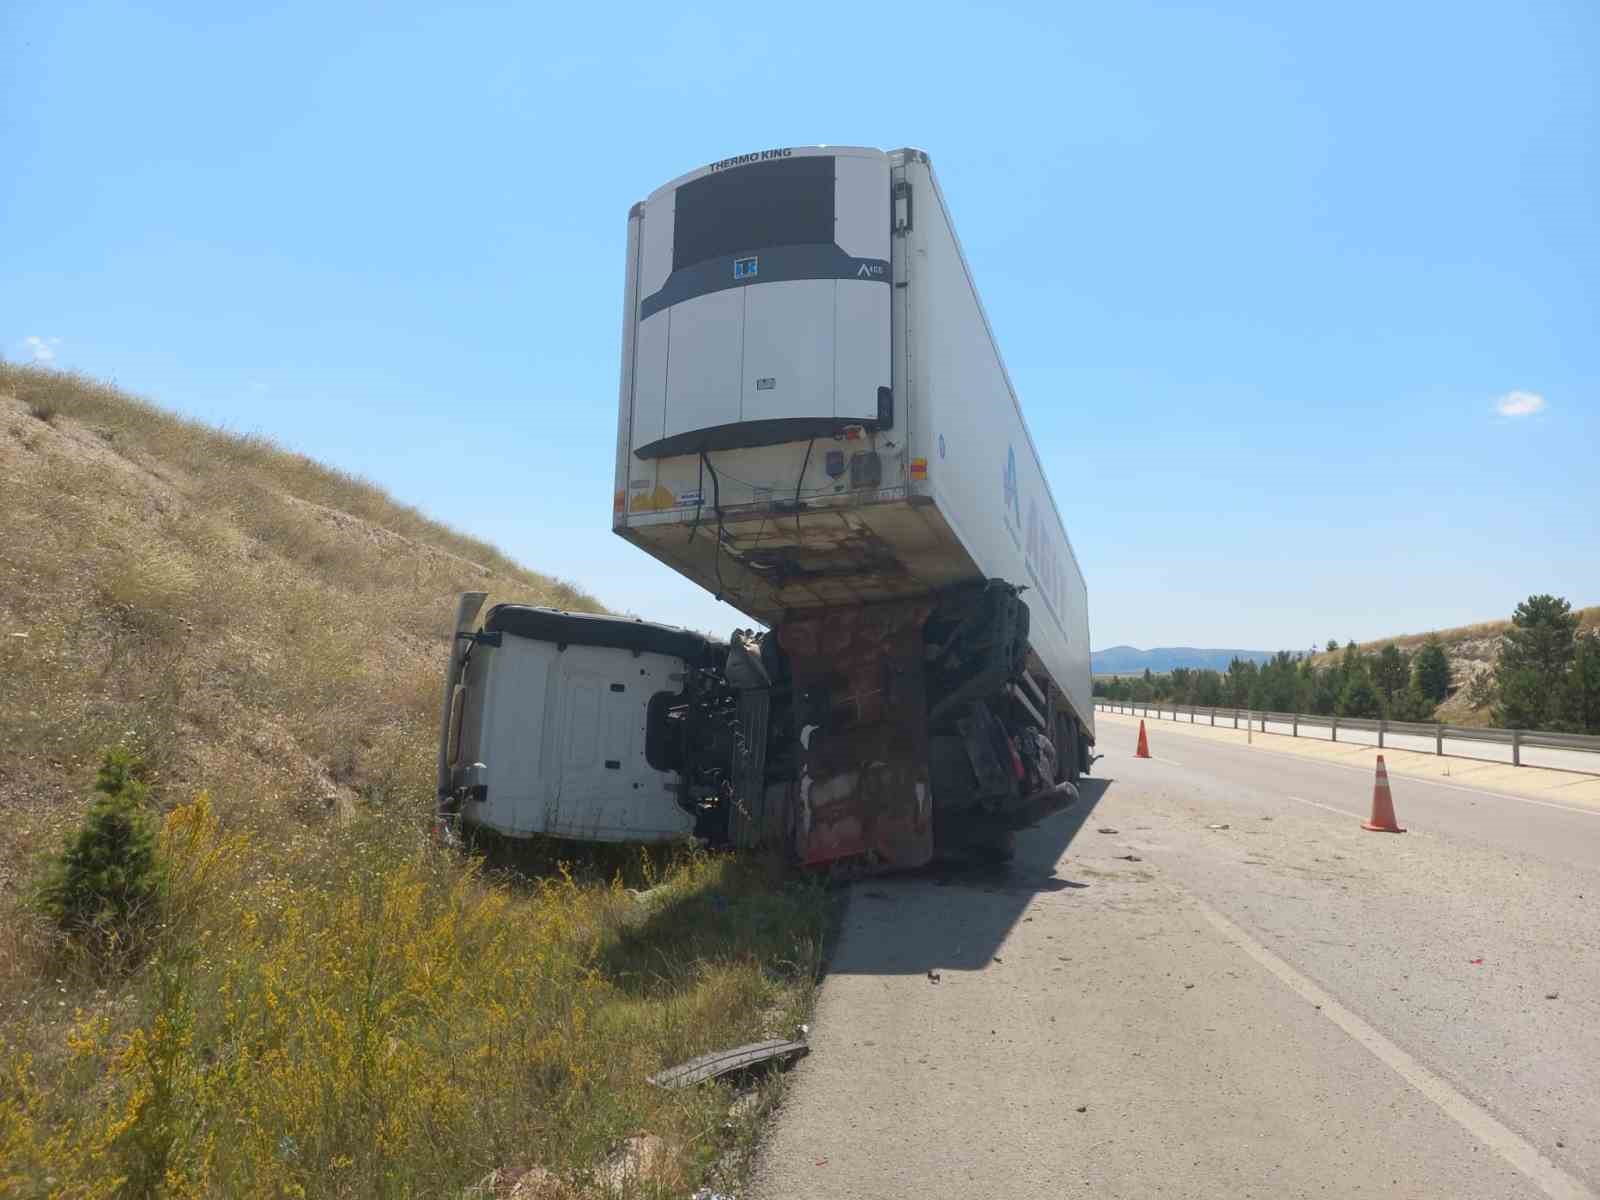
[1469, 958, 1485, 965]
[1546, 992, 1559, 1000]
[1097, 827, 1119, 834]
[927, 969, 941, 984]
[1115, 854, 1143, 862]
[1260, 816, 1274, 821]
[1184, 983, 1195, 989]
[993, 956, 1004, 964]
[648, 1039, 808, 1088]
[1207, 823, 1231, 830]
[1075, 1105, 1088, 1113]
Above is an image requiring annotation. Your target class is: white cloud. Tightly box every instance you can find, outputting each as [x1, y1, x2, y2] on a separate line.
[23, 335, 62, 363]
[1495, 390, 1546, 418]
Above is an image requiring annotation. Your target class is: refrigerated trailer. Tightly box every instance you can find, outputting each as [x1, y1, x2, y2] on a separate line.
[440, 146, 1092, 869]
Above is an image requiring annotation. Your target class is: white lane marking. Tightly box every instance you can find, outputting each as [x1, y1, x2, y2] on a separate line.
[1188, 892, 1596, 1200]
[1284, 794, 1360, 819]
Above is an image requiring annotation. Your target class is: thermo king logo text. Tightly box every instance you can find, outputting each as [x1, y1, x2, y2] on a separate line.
[708, 148, 793, 171]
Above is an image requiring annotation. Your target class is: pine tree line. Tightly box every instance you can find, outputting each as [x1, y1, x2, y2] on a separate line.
[1093, 594, 1600, 734]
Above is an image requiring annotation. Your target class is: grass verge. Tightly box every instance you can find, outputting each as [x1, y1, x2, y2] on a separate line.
[2, 795, 834, 1198]
[0, 364, 837, 1197]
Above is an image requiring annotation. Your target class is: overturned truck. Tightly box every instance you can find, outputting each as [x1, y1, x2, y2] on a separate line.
[437, 146, 1092, 869]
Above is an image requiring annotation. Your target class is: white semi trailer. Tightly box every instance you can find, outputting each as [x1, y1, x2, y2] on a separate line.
[440, 146, 1091, 870]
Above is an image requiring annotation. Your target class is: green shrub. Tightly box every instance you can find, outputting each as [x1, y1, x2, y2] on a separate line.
[1336, 674, 1382, 719]
[1386, 686, 1437, 722]
[37, 746, 164, 947]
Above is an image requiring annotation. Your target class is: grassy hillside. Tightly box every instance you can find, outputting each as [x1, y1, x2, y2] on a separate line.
[1, 364, 595, 855]
[0, 365, 830, 1197]
[1308, 608, 1600, 725]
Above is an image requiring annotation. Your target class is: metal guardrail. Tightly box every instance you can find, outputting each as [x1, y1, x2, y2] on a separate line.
[1094, 700, 1600, 776]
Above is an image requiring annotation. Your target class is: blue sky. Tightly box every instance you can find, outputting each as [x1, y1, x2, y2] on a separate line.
[4, 0, 1595, 652]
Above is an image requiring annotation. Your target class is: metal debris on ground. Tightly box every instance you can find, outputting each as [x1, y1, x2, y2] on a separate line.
[1075, 1105, 1088, 1113]
[1546, 992, 1559, 1000]
[1115, 854, 1142, 862]
[1207, 823, 1231, 830]
[927, 969, 941, 983]
[1097, 827, 1119, 834]
[648, 1039, 809, 1089]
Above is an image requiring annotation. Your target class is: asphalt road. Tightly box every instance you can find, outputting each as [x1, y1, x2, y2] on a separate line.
[753, 719, 1600, 1199]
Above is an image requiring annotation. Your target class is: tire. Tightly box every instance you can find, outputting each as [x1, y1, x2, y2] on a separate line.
[1056, 713, 1081, 785]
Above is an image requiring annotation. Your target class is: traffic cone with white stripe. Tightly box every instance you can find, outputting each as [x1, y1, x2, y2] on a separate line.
[1135, 720, 1151, 759]
[1362, 755, 1405, 833]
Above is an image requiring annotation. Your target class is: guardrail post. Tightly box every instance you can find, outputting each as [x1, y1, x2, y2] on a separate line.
[1293, 712, 1298, 737]
[1331, 715, 1338, 743]
[1512, 729, 1522, 768]
[1210, 708, 1215, 726]
[1436, 724, 1443, 756]
[1233, 709, 1239, 729]
[1190, 706, 1195, 724]
[1378, 718, 1385, 749]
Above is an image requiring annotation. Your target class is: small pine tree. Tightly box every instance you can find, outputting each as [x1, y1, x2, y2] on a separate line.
[1412, 638, 1452, 703]
[1373, 644, 1410, 701]
[1494, 595, 1579, 728]
[1337, 673, 1382, 718]
[38, 746, 164, 946]
[1559, 631, 1600, 734]
[1387, 685, 1436, 722]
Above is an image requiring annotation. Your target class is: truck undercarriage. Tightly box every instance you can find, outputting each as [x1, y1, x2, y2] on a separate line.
[648, 579, 1082, 870]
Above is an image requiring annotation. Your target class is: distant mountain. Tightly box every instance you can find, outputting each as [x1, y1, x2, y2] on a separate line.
[1091, 646, 1275, 675]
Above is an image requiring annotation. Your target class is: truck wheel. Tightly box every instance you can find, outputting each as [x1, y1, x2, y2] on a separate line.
[1056, 714, 1081, 785]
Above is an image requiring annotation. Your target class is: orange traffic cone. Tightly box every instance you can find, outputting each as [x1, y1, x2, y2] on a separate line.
[1362, 755, 1405, 832]
[1135, 720, 1151, 758]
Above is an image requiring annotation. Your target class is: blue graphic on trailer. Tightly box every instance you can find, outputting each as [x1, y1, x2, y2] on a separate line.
[733, 256, 759, 280]
[1002, 446, 1021, 528]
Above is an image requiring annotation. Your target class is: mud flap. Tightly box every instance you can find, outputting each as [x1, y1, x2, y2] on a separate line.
[777, 601, 934, 871]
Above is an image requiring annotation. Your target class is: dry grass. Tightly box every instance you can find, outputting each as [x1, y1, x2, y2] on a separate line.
[1, 797, 829, 1198]
[0, 365, 831, 1197]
